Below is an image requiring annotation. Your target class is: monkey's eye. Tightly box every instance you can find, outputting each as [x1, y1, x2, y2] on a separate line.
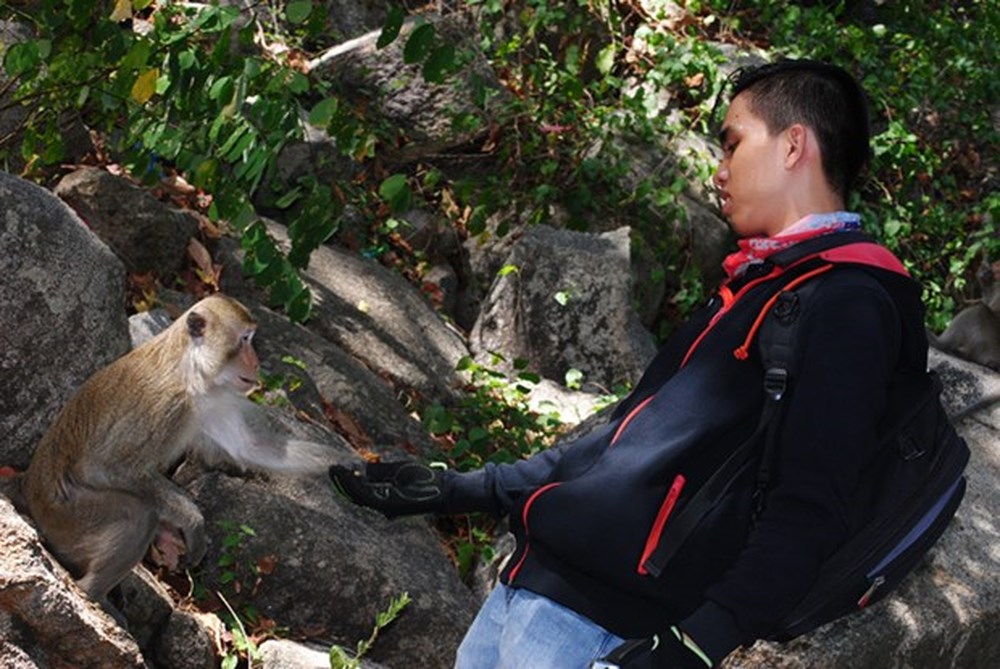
[241, 330, 255, 345]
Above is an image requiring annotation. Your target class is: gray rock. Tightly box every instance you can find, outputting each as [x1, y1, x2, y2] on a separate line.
[128, 308, 177, 348]
[309, 14, 506, 160]
[187, 472, 478, 669]
[53, 167, 199, 276]
[0, 497, 146, 668]
[152, 609, 221, 669]
[261, 221, 470, 405]
[260, 638, 389, 669]
[0, 170, 130, 469]
[250, 304, 439, 457]
[471, 225, 657, 390]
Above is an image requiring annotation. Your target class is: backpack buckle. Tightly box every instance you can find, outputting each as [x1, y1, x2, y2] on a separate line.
[764, 368, 788, 401]
[898, 432, 926, 460]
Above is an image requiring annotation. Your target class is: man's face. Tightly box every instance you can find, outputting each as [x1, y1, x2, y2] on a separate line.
[713, 93, 790, 237]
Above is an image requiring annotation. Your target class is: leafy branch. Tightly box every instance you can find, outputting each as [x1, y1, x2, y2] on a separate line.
[328, 592, 412, 669]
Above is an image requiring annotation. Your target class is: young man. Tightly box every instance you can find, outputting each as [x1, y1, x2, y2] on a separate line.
[330, 60, 930, 668]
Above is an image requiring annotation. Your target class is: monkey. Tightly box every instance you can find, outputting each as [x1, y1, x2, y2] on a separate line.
[20, 294, 332, 619]
[928, 259, 1000, 371]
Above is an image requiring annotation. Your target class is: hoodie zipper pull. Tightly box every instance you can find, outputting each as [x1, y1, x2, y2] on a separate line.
[858, 575, 885, 608]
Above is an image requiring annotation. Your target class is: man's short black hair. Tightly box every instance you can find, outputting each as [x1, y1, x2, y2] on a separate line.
[730, 59, 872, 200]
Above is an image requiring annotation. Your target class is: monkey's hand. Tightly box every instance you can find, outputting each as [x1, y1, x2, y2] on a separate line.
[329, 461, 444, 519]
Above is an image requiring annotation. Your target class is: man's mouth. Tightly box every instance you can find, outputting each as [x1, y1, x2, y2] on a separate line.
[718, 191, 732, 214]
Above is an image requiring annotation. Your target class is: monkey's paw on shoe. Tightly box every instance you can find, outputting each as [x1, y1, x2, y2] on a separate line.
[329, 461, 444, 518]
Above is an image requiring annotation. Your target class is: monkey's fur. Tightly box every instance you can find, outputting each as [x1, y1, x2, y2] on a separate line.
[21, 294, 331, 615]
[929, 260, 1000, 371]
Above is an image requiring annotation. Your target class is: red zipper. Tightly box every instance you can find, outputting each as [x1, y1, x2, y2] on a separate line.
[637, 473, 687, 575]
[610, 395, 655, 445]
[611, 267, 785, 445]
[507, 481, 562, 582]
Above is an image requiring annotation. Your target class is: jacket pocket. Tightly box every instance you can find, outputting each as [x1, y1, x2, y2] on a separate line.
[637, 474, 686, 575]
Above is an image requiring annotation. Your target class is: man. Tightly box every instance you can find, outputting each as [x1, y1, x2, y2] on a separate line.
[330, 60, 929, 668]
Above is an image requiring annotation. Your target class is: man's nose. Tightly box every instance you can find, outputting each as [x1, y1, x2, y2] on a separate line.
[713, 164, 728, 188]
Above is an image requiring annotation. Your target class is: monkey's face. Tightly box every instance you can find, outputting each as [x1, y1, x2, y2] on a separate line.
[215, 326, 260, 393]
[185, 296, 261, 395]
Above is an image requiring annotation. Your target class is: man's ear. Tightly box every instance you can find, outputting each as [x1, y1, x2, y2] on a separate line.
[784, 123, 808, 169]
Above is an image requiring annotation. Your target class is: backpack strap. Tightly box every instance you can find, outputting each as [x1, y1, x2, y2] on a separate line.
[769, 231, 909, 277]
[640, 237, 909, 579]
[640, 262, 835, 578]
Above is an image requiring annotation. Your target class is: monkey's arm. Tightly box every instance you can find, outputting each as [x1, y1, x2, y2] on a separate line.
[194, 394, 333, 475]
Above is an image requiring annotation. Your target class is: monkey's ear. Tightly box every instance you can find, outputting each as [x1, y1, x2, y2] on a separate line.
[187, 312, 207, 339]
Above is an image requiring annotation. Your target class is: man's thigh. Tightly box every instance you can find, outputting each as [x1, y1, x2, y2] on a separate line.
[455, 584, 624, 669]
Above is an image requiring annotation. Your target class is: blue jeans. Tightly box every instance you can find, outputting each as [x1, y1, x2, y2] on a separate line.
[454, 584, 625, 669]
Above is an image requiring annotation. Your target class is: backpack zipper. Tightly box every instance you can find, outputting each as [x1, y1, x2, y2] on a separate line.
[776, 436, 968, 633]
[858, 475, 964, 608]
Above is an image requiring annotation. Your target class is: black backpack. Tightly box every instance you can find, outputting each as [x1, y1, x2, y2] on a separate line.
[640, 232, 970, 641]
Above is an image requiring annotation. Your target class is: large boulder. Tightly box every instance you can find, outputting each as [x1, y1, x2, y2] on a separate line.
[186, 472, 479, 669]
[245, 221, 471, 406]
[0, 497, 145, 669]
[470, 224, 657, 391]
[308, 13, 506, 161]
[0, 170, 130, 470]
[249, 304, 439, 456]
[53, 167, 199, 277]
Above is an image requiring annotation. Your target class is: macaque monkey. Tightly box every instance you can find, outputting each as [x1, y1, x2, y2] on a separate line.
[21, 294, 332, 617]
[928, 259, 1000, 371]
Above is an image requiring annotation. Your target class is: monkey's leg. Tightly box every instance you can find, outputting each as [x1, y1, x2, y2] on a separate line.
[69, 489, 159, 606]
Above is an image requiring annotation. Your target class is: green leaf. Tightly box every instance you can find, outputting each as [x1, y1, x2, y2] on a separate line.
[286, 71, 310, 94]
[286, 286, 313, 322]
[498, 264, 519, 277]
[329, 645, 357, 669]
[121, 40, 152, 71]
[178, 49, 197, 70]
[274, 186, 303, 209]
[422, 169, 441, 189]
[209, 75, 234, 102]
[596, 43, 616, 76]
[4, 41, 42, 77]
[422, 44, 456, 83]
[286, 0, 312, 24]
[192, 158, 219, 189]
[468, 205, 488, 236]
[378, 174, 412, 212]
[377, 5, 406, 49]
[309, 97, 339, 126]
[403, 23, 435, 64]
